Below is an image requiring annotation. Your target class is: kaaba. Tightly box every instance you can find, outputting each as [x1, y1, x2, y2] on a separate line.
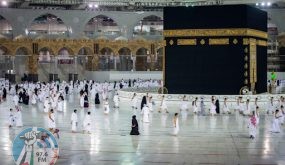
[164, 5, 267, 95]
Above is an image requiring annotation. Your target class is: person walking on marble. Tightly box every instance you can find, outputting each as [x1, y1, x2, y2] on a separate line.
[267, 97, 275, 115]
[210, 99, 216, 116]
[15, 106, 23, 127]
[159, 95, 169, 113]
[248, 111, 257, 139]
[180, 95, 189, 111]
[43, 97, 50, 113]
[200, 97, 206, 116]
[13, 93, 19, 107]
[48, 109, 56, 132]
[148, 96, 154, 112]
[271, 109, 282, 133]
[173, 113, 179, 136]
[131, 93, 138, 110]
[192, 97, 199, 115]
[113, 93, 119, 108]
[130, 115, 140, 135]
[71, 109, 78, 133]
[83, 111, 92, 134]
[141, 104, 150, 123]
[222, 97, 230, 114]
[104, 98, 110, 115]
[8, 108, 15, 127]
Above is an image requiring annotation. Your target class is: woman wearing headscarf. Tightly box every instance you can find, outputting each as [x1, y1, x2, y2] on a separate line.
[130, 115, 140, 135]
[141, 96, 147, 110]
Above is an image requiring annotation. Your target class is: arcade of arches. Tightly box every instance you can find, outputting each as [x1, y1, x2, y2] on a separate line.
[0, 38, 164, 82]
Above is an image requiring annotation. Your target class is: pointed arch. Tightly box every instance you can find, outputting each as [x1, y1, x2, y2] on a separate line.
[28, 13, 68, 36]
[84, 15, 120, 38]
[136, 47, 149, 55]
[14, 47, 32, 55]
[100, 47, 114, 55]
[58, 47, 74, 56]
[133, 15, 163, 37]
[118, 47, 133, 71]
[39, 47, 55, 56]
[78, 47, 93, 55]
[135, 47, 150, 71]
[0, 15, 13, 37]
[0, 45, 10, 55]
[118, 47, 131, 55]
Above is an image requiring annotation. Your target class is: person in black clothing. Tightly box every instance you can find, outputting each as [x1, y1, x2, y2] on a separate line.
[84, 94, 89, 108]
[113, 81, 117, 89]
[84, 84, 88, 94]
[65, 85, 69, 95]
[57, 84, 59, 92]
[130, 115, 140, 135]
[15, 84, 19, 93]
[23, 93, 29, 105]
[79, 89, 84, 96]
[95, 93, 100, 104]
[2, 87, 7, 100]
[128, 79, 131, 87]
[18, 90, 23, 103]
[215, 99, 220, 114]
[34, 88, 38, 96]
[140, 96, 147, 110]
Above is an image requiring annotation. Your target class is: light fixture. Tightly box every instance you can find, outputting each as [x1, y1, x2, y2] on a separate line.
[267, 2, 271, 6]
[94, 4, 98, 8]
[1, 1, 7, 6]
[88, 4, 93, 8]
[261, 2, 265, 6]
[256, 3, 259, 6]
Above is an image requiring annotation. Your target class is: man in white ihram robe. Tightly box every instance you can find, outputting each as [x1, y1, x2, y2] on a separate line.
[13, 94, 19, 106]
[71, 110, 78, 133]
[44, 97, 50, 113]
[113, 93, 119, 108]
[15, 106, 23, 127]
[8, 108, 15, 127]
[141, 104, 150, 123]
[83, 111, 91, 134]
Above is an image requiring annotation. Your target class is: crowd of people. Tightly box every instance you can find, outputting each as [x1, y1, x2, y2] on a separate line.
[1, 78, 284, 139]
[0, 79, 162, 136]
[130, 93, 285, 138]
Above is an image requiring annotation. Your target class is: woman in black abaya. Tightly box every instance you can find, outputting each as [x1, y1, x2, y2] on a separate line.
[95, 93, 100, 104]
[140, 96, 147, 110]
[130, 115, 140, 135]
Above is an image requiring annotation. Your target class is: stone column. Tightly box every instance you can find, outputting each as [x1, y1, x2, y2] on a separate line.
[150, 54, 155, 71]
[91, 55, 99, 71]
[27, 54, 38, 82]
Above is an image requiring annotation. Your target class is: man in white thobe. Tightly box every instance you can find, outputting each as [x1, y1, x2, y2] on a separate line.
[71, 109, 78, 133]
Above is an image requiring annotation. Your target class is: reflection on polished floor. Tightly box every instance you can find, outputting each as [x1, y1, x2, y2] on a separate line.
[1, 93, 285, 165]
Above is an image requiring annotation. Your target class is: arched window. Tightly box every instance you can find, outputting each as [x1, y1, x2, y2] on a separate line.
[28, 14, 69, 38]
[99, 47, 114, 70]
[136, 47, 149, 71]
[15, 47, 30, 81]
[0, 45, 12, 77]
[84, 15, 120, 39]
[133, 15, 163, 39]
[0, 15, 12, 38]
[118, 47, 132, 71]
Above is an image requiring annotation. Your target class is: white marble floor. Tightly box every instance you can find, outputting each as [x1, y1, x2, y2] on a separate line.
[1, 93, 285, 165]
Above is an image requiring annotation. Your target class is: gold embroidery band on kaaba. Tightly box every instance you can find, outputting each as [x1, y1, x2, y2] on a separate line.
[177, 39, 197, 45]
[209, 38, 229, 45]
[163, 28, 267, 39]
[243, 38, 267, 46]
